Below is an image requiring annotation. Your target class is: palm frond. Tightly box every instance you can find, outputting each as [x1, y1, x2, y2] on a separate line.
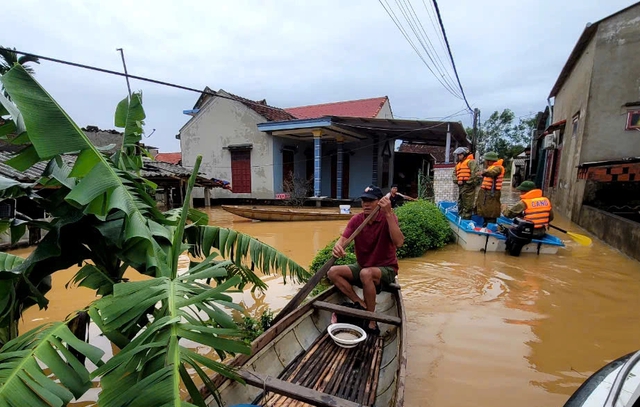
[0, 322, 104, 407]
[185, 225, 311, 285]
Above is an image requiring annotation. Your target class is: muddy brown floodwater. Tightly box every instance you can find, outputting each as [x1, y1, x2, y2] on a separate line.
[12, 191, 640, 406]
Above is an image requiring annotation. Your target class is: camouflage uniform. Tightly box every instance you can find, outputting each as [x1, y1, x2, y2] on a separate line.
[476, 165, 502, 225]
[452, 157, 480, 219]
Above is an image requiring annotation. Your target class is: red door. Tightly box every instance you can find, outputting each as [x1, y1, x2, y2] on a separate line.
[231, 150, 251, 193]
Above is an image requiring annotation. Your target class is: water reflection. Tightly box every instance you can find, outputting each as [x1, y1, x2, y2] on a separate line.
[8, 196, 640, 406]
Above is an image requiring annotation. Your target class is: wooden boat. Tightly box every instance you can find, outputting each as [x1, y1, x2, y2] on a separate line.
[564, 350, 640, 407]
[222, 205, 356, 222]
[200, 285, 406, 407]
[438, 201, 565, 254]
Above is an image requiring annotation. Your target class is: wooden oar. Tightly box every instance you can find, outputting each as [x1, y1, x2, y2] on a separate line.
[272, 203, 383, 325]
[548, 224, 592, 246]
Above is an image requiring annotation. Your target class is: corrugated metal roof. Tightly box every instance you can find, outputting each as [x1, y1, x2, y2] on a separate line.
[0, 152, 228, 188]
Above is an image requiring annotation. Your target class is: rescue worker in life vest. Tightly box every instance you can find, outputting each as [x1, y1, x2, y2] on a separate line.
[476, 151, 504, 226]
[452, 147, 480, 219]
[502, 181, 554, 238]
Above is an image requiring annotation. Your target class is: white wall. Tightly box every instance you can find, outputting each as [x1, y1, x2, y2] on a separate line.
[179, 92, 275, 199]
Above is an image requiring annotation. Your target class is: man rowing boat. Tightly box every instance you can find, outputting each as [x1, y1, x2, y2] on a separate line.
[327, 185, 405, 335]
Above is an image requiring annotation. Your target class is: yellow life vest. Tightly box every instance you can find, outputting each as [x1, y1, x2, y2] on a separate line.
[521, 189, 552, 229]
[455, 154, 474, 182]
[481, 159, 504, 190]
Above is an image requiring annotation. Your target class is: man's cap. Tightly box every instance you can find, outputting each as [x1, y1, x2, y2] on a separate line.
[483, 151, 499, 161]
[516, 180, 536, 191]
[360, 185, 383, 200]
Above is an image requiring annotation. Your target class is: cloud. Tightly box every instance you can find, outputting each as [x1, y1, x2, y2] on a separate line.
[3, 0, 636, 152]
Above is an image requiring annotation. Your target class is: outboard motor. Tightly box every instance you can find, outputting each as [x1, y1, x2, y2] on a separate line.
[505, 218, 534, 256]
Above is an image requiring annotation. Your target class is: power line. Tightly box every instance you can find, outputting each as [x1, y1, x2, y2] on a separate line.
[0, 47, 290, 113]
[400, 0, 459, 93]
[378, 0, 463, 99]
[393, 0, 461, 96]
[431, 0, 472, 112]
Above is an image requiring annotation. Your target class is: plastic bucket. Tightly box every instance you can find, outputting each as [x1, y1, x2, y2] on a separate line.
[339, 205, 351, 214]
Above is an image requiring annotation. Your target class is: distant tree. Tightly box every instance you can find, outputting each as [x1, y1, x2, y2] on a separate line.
[466, 109, 537, 162]
[0, 46, 40, 98]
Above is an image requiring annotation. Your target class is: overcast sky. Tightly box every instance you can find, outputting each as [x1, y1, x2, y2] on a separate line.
[4, 0, 636, 153]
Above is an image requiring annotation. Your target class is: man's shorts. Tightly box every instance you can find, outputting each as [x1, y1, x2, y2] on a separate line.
[347, 264, 396, 294]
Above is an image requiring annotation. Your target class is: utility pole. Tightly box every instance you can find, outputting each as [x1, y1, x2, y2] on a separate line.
[472, 108, 480, 155]
[116, 48, 132, 98]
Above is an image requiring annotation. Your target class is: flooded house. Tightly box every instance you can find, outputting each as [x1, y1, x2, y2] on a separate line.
[537, 2, 640, 261]
[178, 90, 469, 205]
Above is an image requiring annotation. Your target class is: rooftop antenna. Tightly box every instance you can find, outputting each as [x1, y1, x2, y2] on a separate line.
[116, 48, 132, 97]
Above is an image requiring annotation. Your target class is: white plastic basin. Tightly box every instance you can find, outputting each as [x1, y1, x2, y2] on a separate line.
[328, 323, 367, 348]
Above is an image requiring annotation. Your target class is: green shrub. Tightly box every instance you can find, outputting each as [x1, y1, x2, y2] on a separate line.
[308, 238, 356, 275]
[395, 200, 453, 258]
[240, 308, 274, 342]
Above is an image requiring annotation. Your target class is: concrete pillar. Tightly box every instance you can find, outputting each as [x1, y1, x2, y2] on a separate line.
[204, 187, 211, 207]
[313, 129, 322, 197]
[336, 137, 344, 199]
[445, 123, 451, 164]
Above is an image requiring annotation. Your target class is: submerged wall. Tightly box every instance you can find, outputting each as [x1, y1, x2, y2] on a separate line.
[578, 205, 640, 262]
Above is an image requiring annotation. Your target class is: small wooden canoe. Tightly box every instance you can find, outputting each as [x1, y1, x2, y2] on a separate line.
[200, 285, 407, 407]
[222, 205, 356, 222]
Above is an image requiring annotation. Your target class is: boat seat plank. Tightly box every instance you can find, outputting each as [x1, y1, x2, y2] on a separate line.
[256, 332, 384, 407]
[239, 370, 360, 407]
[313, 301, 402, 326]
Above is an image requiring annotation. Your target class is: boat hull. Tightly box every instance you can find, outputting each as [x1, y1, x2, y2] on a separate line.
[222, 205, 355, 221]
[438, 201, 564, 254]
[202, 286, 406, 407]
[564, 350, 640, 407]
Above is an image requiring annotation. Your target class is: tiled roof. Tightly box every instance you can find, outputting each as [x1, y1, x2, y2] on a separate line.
[285, 96, 389, 119]
[225, 92, 296, 122]
[195, 87, 295, 122]
[155, 153, 182, 165]
[397, 142, 449, 163]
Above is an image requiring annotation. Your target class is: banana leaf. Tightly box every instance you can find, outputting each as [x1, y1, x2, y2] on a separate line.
[0, 322, 104, 407]
[0, 65, 168, 277]
[91, 270, 250, 407]
[185, 225, 311, 288]
[112, 93, 146, 173]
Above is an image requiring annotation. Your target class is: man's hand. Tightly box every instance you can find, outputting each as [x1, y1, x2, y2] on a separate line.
[458, 180, 463, 185]
[501, 203, 508, 213]
[379, 195, 393, 214]
[332, 243, 346, 258]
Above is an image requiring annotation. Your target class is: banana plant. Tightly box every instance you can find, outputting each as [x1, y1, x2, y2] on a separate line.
[91, 156, 250, 406]
[0, 65, 313, 405]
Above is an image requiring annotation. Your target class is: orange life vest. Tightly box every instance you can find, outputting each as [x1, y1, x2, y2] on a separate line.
[481, 159, 504, 190]
[455, 154, 474, 182]
[521, 189, 552, 229]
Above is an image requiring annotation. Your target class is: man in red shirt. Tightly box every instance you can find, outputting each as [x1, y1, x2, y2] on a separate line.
[328, 185, 405, 334]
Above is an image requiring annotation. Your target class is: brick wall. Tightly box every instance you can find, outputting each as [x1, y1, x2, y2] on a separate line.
[433, 164, 457, 203]
[578, 162, 640, 182]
